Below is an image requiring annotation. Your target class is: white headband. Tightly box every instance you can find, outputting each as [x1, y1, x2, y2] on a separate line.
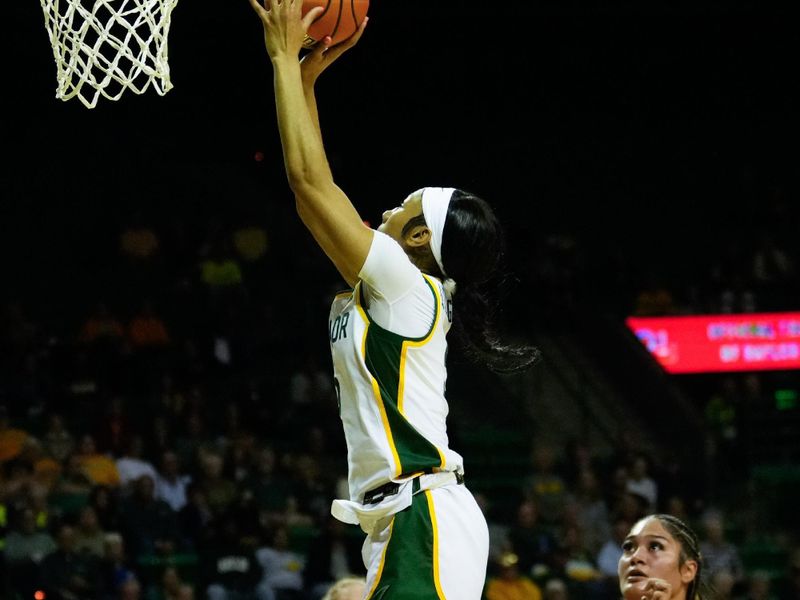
[421, 187, 455, 277]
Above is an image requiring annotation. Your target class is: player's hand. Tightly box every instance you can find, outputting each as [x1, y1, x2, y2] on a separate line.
[248, 0, 324, 60]
[636, 578, 673, 600]
[300, 16, 368, 87]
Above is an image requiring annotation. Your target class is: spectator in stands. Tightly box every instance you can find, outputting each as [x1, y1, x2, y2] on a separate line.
[486, 551, 543, 600]
[118, 576, 145, 599]
[116, 435, 159, 490]
[202, 512, 272, 600]
[550, 524, 604, 598]
[604, 464, 631, 515]
[117, 474, 181, 559]
[154, 450, 192, 512]
[40, 522, 106, 600]
[320, 576, 366, 600]
[613, 493, 649, 535]
[89, 484, 121, 532]
[154, 372, 188, 421]
[523, 442, 568, 526]
[49, 453, 94, 518]
[617, 514, 705, 600]
[94, 395, 135, 457]
[75, 433, 121, 487]
[562, 439, 599, 490]
[508, 499, 558, 581]
[197, 450, 238, 517]
[174, 411, 209, 477]
[543, 578, 569, 600]
[255, 524, 305, 600]
[698, 510, 744, 584]
[710, 569, 736, 600]
[567, 467, 611, 556]
[4, 506, 57, 598]
[289, 453, 329, 521]
[74, 505, 108, 558]
[144, 565, 193, 600]
[658, 464, 694, 524]
[100, 533, 138, 597]
[178, 481, 214, 551]
[245, 445, 292, 527]
[625, 453, 658, 514]
[42, 412, 76, 464]
[146, 415, 174, 465]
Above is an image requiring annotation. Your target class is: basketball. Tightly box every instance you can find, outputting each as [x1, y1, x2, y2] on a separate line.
[302, 0, 369, 49]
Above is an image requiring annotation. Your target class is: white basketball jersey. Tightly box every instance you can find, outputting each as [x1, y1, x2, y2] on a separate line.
[328, 234, 464, 504]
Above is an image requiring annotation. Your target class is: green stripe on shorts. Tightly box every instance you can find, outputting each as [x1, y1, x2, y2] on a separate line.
[369, 491, 442, 599]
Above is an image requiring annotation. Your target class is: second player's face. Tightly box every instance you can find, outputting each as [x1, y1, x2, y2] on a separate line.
[377, 190, 424, 243]
[618, 517, 696, 600]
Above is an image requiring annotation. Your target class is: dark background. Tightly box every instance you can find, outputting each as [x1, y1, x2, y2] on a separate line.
[4, 0, 796, 303]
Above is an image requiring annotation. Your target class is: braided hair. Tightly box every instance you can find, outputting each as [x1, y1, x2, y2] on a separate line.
[651, 514, 706, 600]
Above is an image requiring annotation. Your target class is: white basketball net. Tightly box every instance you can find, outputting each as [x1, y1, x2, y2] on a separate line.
[39, 0, 180, 109]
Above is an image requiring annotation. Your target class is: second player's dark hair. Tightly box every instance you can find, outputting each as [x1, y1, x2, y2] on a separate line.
[439, 189, 540, 374]
[651, 514, 707, 600]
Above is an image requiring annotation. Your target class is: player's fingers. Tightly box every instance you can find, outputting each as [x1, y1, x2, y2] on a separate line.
[643, 578, 670, 598]
[247, 0, 268, 18]
[341, 15, 368, 48]
[324, 15, 368, 58]
[302, 6, 325, 30]
[307, 36, 331, 60]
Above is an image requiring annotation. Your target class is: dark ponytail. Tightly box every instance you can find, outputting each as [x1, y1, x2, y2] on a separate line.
[440, 189, 540, 374]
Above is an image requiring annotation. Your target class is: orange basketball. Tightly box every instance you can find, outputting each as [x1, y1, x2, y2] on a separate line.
[302, 0, 369, 49]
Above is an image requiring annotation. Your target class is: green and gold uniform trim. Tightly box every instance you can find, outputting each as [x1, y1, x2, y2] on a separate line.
[355, 275, 447, 479]
[366, 486, 446, 599]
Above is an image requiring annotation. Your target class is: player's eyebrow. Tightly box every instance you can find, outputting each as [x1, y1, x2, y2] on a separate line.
[624, 534, 670, 544]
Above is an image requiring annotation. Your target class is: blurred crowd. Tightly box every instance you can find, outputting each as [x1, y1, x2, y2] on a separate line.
[1, 179, 798, 600]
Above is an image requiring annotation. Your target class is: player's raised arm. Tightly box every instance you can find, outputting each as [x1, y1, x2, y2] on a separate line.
[248, 0, 371, 287]
[300, 17, 368, 143]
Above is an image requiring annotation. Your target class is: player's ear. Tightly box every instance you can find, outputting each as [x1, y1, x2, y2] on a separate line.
[680, 559, 698, 584]
[404, 224, 431, 248]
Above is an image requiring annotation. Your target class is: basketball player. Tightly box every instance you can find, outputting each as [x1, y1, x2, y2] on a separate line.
[619, 514, 707, 600]
[323, 577, 367, 600]
[247, 1, 539, 597]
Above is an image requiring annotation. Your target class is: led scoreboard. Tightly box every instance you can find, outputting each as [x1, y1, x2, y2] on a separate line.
[626, 312, 800, 374]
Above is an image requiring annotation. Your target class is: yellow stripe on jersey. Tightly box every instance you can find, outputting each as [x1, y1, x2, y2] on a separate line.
[397, 274, 447, 469]
[355, 283, 403, 478]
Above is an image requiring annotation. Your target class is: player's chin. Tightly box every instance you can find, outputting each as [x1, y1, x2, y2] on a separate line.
[620, 580, 647, 599]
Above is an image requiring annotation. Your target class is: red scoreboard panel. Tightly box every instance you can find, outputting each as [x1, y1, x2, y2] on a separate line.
[626, 312, 800, 374]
